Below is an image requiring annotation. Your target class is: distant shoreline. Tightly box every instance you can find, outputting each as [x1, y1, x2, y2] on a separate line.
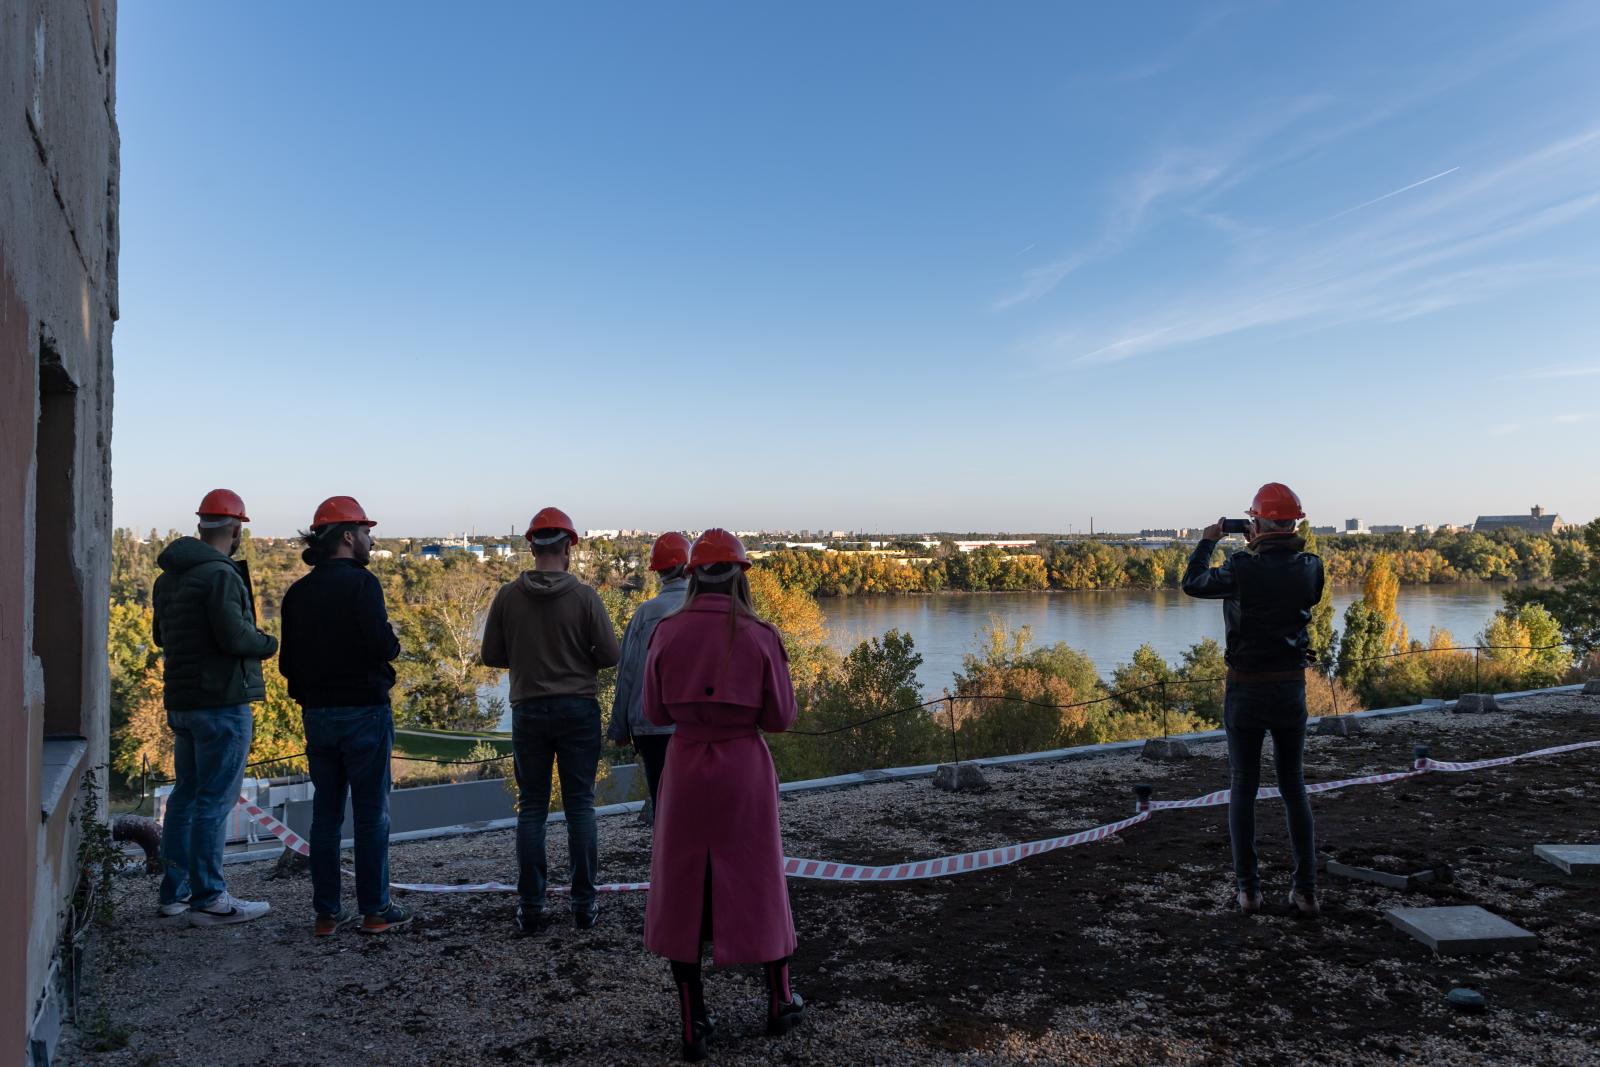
[796, 578, 1530, 599]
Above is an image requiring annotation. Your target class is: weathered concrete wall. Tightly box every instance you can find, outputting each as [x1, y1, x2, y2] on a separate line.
[0, 0, 118, 1060]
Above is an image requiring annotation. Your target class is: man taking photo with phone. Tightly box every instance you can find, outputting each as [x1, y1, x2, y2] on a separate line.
[1183, 482, 1325, 919]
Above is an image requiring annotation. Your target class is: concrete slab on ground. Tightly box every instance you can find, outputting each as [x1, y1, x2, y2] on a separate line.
[1141, 738, 1192, 761]
[1534, 844, 1600, 875]
[1385, 905, 1537, 955]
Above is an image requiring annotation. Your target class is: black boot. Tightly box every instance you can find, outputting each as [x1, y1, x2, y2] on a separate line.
[764, 958, 806, 1037]
[672, 960, 715, 1062]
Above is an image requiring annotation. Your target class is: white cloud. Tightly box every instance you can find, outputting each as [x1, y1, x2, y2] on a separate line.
[1052, 127, 1600, 365]
[1518, 365, 1600, 380]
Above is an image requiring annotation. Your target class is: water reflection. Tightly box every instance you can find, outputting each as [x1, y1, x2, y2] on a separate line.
[823, 586, 1513, 692]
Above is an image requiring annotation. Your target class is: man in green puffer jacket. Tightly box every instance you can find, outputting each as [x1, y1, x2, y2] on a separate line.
[151, 488, 278, 928]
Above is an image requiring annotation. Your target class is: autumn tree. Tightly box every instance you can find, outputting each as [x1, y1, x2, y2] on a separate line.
[1362, 553, 1407, 652]
[390, 557, 504, 730]
[747, 566, 834, 702]
[1506, 518, 1600, 655]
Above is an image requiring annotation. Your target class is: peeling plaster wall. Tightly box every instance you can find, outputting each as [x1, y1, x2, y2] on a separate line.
[0, 0, 119, 1059]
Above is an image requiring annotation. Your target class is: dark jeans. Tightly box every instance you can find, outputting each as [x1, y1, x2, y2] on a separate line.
[634, 733, 671, 809]
[303, 704, 394, 916]
[161, 705, 253, 908]
[513, 697, 601, 912]
[1224, 680, 1316, 894]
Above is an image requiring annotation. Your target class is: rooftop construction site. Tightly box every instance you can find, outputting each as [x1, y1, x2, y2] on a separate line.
[63, 690, 1600, 1065]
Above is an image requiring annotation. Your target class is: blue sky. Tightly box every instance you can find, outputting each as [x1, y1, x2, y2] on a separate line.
[113, 2, 1600, 536]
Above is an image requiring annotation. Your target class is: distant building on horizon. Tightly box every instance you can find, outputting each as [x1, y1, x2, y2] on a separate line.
[1473, 506, 1570, 535]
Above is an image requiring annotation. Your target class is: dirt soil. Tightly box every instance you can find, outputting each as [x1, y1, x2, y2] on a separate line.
[61, 692, 1600, 1066]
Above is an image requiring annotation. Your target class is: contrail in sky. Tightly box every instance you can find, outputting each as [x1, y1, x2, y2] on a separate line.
[1324, 166, 1461, 222]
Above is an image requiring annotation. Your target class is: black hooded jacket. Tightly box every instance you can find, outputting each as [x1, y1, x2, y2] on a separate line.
[152, 537, 278, 710]
[1182, 534, 1324, 673]
[280, 558, 401, 708]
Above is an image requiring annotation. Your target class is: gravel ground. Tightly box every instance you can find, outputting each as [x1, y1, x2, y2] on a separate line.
[60, 692, 1600, 1066]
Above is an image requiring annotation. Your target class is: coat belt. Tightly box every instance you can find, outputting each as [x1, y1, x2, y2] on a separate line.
[671, 722, 760, 742]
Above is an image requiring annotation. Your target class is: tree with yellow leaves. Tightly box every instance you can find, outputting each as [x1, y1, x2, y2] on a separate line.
[1362, 553, 1408, 652]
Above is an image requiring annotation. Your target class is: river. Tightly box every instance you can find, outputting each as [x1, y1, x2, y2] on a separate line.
[489, 583, 1513, 725]
[822, 585, 1512, 693]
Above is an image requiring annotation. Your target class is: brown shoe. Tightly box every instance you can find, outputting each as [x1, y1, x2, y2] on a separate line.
[359, 903, 414, 934]
[1288, 889, 1321, 919]
[314, 910, 354, 936]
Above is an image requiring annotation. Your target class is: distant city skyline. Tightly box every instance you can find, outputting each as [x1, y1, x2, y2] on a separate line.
[122, 504, 1583, 541]
[112, 4, 1600, 534]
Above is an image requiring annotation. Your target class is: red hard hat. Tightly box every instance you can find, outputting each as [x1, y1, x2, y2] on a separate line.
[1246, 482, 1305, 521]
[524, 506, 578, 546]
[196, 488, 249, 522]
[648, 532, 691, 572]
[311, 495, 377, 529]
[689, 528, 750, 571]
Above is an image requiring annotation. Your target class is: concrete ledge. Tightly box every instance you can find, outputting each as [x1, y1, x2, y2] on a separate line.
[40, 736, 88, 822]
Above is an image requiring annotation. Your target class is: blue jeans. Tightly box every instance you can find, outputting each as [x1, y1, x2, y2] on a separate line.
[512, 697, 601, 912]
[161, 705, 253, 908]
[1224, 680, 1316, 894]
[303, 704, 395, 916]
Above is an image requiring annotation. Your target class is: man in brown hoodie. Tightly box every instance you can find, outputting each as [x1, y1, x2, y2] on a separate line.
[481, 507, 621, 932]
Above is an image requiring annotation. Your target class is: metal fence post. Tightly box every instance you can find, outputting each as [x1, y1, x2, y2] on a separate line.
[946, 695, 959, 764]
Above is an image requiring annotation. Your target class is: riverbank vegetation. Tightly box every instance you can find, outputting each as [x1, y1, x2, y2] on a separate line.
[106, 520, 1596, 790]
[755, 524, 1577, 596]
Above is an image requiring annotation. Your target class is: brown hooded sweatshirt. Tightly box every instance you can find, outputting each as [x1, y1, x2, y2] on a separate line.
[481, 571, 621, 703]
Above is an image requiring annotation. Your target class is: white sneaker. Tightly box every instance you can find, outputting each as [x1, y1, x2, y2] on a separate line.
[158, 899, 191, 918]
[188, 892, 271, 927]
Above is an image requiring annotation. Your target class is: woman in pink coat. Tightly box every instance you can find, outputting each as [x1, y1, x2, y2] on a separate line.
[642, 528, 804, 1061]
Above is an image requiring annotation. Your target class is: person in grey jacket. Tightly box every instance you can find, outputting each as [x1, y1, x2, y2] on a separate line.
[607, 532, 692, 813]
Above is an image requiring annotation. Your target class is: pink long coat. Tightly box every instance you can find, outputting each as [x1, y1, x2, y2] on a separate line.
[641, 594, 798, 965]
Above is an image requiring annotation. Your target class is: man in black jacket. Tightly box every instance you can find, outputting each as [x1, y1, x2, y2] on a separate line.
[280, 496, 410, 935]
[152, 489, 277, 927]
[1183, 482, 1325, 918]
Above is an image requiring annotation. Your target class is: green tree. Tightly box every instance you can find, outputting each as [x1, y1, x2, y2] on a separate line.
[1335, 600, 1389, 701]
[1480, 603, 1569, 688]
[107, 600, 159, 741]
[1174, 638, 1227, 724]
[1110, 643, 1174, 723]
[391, 557, 503, 730]
[1506, 518, 1600, 655]
[1299, 522, 1335, 667]
[775, 630, 939, 779]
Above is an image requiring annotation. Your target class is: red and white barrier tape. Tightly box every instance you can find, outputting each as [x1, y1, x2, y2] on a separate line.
[778, 811, 1151, 883]
[241, 736, 1600, 896]
[386, 878, 654, 896]
[1144, 768, 1421, 811]
[239, 797, 310, 856]
[1418, 738, 1600, 773]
